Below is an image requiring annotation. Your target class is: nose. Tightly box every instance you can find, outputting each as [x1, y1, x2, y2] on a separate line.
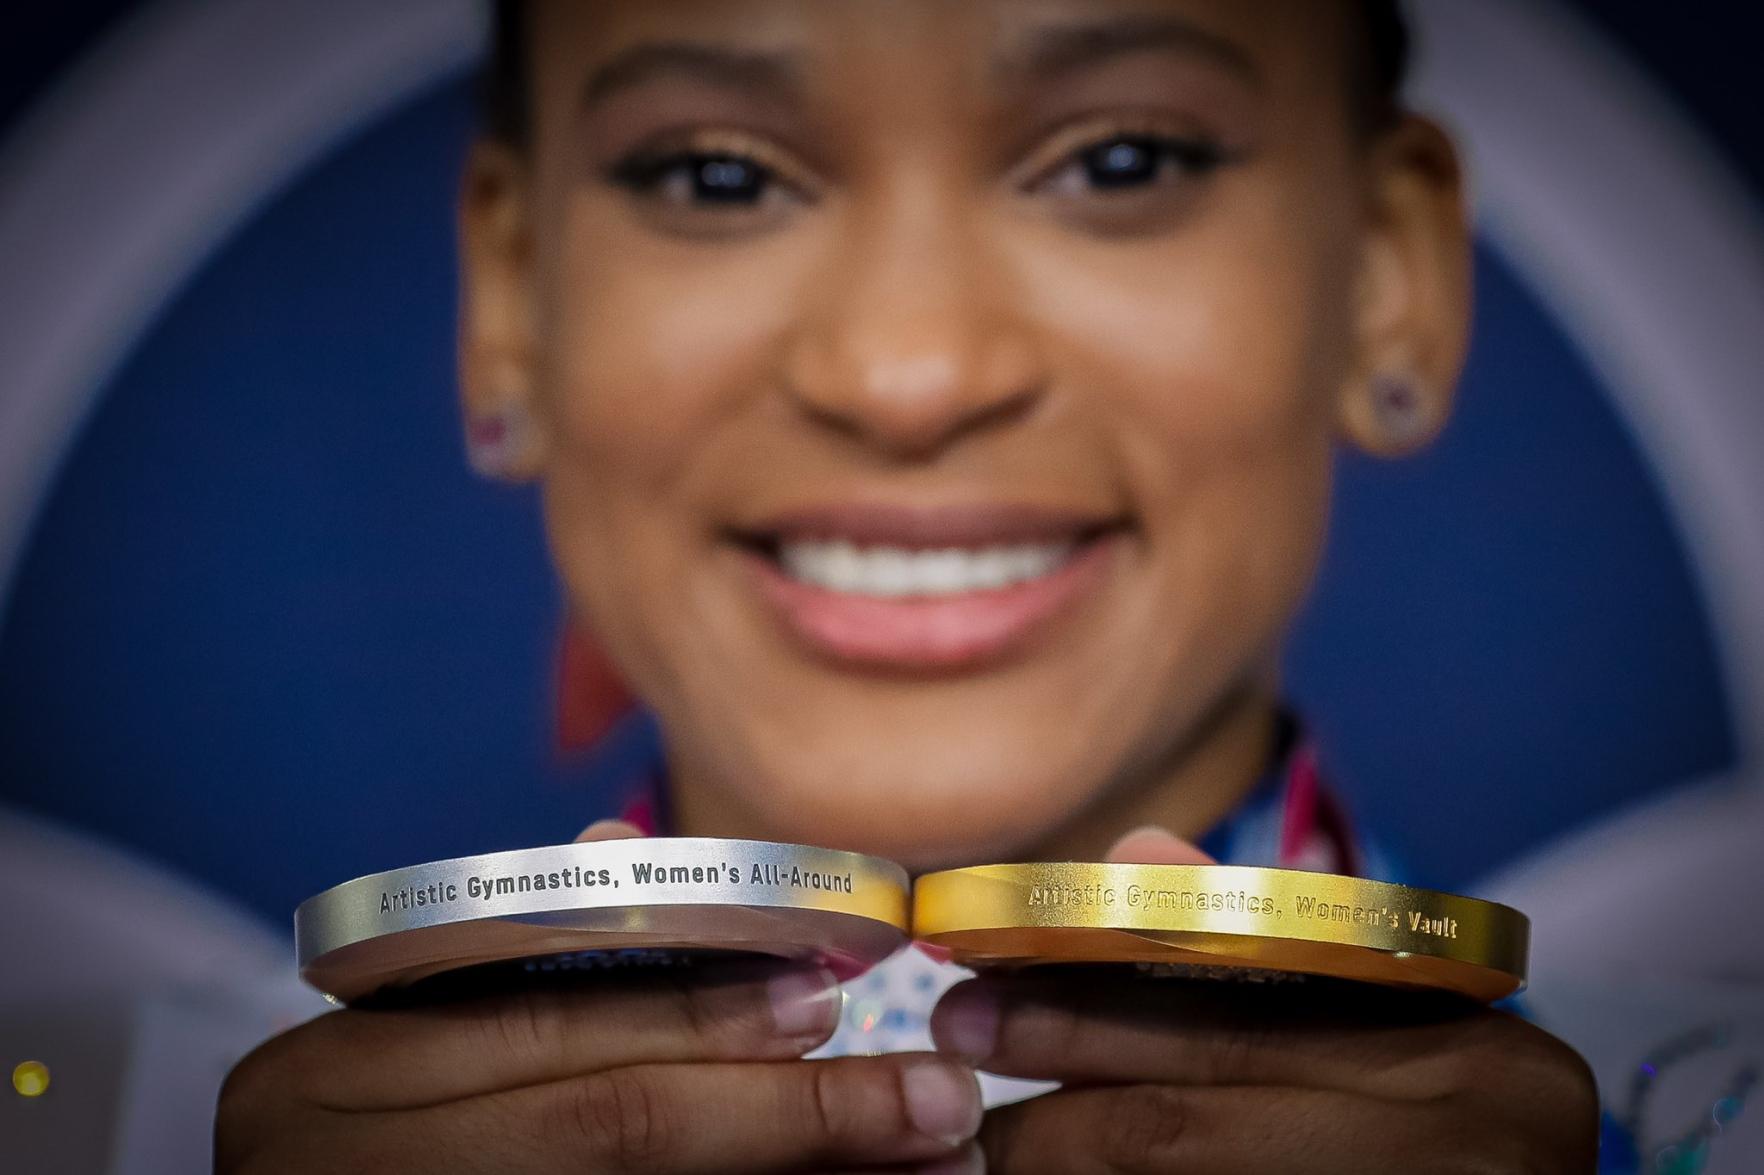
[780, 185, 1047, 460]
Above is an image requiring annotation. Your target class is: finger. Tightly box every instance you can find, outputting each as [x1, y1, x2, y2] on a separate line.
[1104, 825, 1216, 865]
[232, 961, 844, 1111]
[980, 1084, 1434, 1175]
[382, 1054, 984, 1174]
[575, 818, 645, 842]
[838, 1143, 986, 1175]
[932, 970, 1493, 1098]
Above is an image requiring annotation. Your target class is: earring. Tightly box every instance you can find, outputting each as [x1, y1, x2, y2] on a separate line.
[1370, 372, 1431, 448]
[464, 404, 533, 478]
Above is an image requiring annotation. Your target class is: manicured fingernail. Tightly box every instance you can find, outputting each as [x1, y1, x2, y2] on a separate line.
[767, 968, 841, 1038]
[1121, 823, 1174, 841]
[918, 1143, 986, 1174]
[903, 1059, 983, 1147]
[938, 986, 1000, 1062]
[572, 819, 642, 843]
[1106, 824, 1215, 865]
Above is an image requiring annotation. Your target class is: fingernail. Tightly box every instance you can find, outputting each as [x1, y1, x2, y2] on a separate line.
[767, 968, 841, 1038]
[572, 819, 642, 843]
[903, 1059, 983, 1147]
[1106, 824, 1215, 865]
[938, 986, 1000, 1062]
[1105, 824, 1178, 857]
[918, 1143, 986, 1174]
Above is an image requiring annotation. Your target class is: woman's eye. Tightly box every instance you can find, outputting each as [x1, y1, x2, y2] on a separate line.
[611, 152, 777, 207]
[1037, 134, 1228, 197]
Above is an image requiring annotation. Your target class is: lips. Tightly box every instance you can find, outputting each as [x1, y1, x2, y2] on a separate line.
[728, 504, 1125, 671]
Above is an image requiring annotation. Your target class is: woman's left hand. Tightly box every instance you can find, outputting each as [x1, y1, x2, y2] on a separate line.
[927, 829, 1601, 1174]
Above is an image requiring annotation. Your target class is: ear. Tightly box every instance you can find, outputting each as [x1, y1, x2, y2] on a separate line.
[1337, 116, 1473, 458]
[458, 139, 548, 481]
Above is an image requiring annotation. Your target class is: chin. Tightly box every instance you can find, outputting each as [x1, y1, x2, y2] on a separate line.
[738, 751, 1081, 871]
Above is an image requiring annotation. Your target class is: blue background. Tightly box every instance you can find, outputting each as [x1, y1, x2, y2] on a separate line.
[0, 2, 1750, 924]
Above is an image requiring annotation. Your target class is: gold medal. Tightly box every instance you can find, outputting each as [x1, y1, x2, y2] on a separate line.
[297, 838, 910, 1003]
[914, 863, 1528, 1002]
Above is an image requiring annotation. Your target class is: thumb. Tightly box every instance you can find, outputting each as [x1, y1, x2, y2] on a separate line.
[1103, 824, 1216, 865]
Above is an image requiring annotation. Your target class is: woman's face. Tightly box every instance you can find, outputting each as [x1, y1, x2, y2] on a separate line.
[468, 0, 1461, 865]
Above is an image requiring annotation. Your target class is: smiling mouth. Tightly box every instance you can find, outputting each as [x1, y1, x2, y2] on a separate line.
[728, 505, 1128, 670]
[771, 537, 1080, 597]
[734, 507, 1124, 599]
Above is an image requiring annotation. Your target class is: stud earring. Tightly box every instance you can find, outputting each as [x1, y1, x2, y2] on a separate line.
[464, 404, 533, 478]
[1370, 372, 1431, 448]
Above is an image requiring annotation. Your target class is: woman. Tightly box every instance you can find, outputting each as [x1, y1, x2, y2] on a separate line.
[217, 1, 1601, 1170]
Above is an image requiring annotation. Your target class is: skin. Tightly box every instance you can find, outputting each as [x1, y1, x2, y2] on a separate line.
[460, 0, 1468, 866]
[218, 1, 1600, 1170]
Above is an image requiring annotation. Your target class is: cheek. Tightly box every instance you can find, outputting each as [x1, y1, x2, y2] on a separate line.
[1016, 200, 1345, 632]
[535, 201, 797, 666]
[543, 212, 785, 479]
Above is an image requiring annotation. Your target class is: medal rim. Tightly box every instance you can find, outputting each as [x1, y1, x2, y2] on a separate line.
[296, 838, 911, 1002]
[913, 862, 1529, 1002]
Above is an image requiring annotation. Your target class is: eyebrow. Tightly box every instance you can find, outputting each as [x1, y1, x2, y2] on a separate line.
[580, 40, 805, 108]
[993, 14, 1260, 87]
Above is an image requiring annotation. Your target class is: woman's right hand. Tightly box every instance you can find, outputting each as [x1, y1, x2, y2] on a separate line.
[216, 962, 981, 1173]
[216, 822, 984, 1173]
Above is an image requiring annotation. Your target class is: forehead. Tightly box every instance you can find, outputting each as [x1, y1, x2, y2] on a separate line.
[528, 0, 1353, 113]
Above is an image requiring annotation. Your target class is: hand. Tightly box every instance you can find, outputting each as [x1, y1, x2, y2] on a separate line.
[218, 821, 985, 1174]
[928, 828, 1600, 1174]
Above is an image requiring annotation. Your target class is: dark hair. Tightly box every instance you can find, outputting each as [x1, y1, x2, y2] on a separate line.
[481, 0, 530, 147]
[1353, 1, 1411, 132]
[481, 2, 1410, 147]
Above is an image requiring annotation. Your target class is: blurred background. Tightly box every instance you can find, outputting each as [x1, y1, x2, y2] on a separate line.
[1, 1, 1760, 1171]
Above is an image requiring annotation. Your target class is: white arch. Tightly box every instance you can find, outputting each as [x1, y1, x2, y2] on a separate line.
[0, 0, 1760, 772]
[1407, 0, 1764, 769]
[0, 0, 483, 604]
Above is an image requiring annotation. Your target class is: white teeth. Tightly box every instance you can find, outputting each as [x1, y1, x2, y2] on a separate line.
[777, 540, 1074, 597]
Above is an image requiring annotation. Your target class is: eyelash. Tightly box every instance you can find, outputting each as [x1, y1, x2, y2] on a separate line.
[608, 152, 785, 206]
[1030, 133, 1232, 196]
[605, 130, 808, 214]
[603, 126, 1236, 213]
